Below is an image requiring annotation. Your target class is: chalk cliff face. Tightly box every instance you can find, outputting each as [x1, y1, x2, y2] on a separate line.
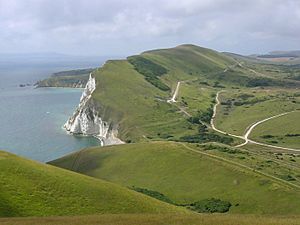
[64, 74, 124, 146]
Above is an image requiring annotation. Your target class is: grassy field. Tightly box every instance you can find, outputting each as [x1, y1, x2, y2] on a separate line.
[50, 142, 300, 215]
[215, 89, 300, 136]
[0, 150, 186, 217]
[250, 111, 300, 148]
[2, 214, 300, 225]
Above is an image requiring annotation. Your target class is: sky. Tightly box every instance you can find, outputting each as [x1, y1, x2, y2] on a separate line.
[0, 0, 300, 56]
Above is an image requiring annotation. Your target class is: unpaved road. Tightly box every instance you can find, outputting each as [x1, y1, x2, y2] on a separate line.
[167, 81, 181, 103]
[211, 91, 300, 152]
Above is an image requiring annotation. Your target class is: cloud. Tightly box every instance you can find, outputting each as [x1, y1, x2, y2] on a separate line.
[0, 0, 299, 55]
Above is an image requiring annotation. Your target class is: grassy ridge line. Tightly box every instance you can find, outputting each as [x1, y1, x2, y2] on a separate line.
[2, 214, 300, 225]
[0, 150, 187, 217]
[180, 143, 300, 189]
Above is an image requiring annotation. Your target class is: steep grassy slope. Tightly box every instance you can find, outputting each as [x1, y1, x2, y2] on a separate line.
[2, 214, 300, 225]
[0, 150, 186, 217]
[91, 59, 196, 143]
[91, 44, 297, 143]
[50, 142, 300, 215]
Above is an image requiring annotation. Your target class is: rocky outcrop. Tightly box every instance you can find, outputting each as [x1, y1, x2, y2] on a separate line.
[64, 74, 124, 146]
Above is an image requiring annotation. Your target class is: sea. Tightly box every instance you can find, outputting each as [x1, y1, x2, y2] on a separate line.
[0, 61, 103, 162]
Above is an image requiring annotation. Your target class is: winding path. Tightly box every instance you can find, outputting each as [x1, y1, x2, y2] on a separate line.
[211, 91, 300, 152]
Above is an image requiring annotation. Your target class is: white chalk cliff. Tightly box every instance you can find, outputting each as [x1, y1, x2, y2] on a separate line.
[64, 74, 124, 146]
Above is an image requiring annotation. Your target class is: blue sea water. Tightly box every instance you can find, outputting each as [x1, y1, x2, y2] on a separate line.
[0, 65, 101, 162]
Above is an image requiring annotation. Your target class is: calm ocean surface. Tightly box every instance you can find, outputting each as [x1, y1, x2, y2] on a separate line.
[0, 64, 101, 162]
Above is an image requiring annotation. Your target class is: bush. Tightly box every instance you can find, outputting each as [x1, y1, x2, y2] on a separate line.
[187, 116, 201, 124]
[279, 174, 296, 181]
[238, 93, 255, 100]
[188, 107, 214, 125]
[246, 77, 283, 87]
[180, 133, 233, 145]
[198, 124, 208, 133]
[131, 187, 174, 204]
[261, 135, 275, 139]
[203, 144, 245, 154]
[188, 198, 232, 213]
[128, 56, 170, 91]
[285, 133, 300, 137]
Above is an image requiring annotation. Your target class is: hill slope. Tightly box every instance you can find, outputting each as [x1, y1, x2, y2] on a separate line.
[80, 44, 299, 144]
[0, 150, 186, 217]
[50, 142, 300, 215]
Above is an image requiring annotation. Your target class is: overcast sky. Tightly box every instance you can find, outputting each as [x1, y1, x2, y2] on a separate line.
[0, 0, 299, 56]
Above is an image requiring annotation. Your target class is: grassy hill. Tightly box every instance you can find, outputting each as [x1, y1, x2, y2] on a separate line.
[90, 44, 300, 144]
[50, 142, 300, 215]
[36, 68, 94, 88]
[0, 150, 187, 217]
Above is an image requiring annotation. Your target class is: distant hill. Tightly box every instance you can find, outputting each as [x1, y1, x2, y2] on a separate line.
[251, 50, 300, 64]
[0, 150, 186, 217]
[265, 50, 300, 57]
[36, 68, 94, 88]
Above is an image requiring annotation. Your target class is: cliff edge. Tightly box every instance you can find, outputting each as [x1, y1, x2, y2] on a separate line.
[64, 73, 124, 146]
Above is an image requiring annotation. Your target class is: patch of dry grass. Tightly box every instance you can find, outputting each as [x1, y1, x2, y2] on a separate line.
[1, 214, 300, 225]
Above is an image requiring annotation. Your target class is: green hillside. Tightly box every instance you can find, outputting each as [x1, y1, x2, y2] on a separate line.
[50, 142, 300, 215]
[91, 44, 299, 144]
[0, 150, 186, 217]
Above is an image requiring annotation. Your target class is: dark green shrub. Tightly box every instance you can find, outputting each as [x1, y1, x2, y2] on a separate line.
[179, 133, 233, 145]
[279, 174, 296, 181]
[131, 187, 174, 204]
[261, 135, 275, 139]
[128, 56, 170, 91]
[188, 198, 232, 213]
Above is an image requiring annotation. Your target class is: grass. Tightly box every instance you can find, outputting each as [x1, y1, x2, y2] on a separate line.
[215, 89, 300, 135]
[50, 141, 300, 215]
[92, 59, 198, 143]
[89, 44, 300, 144]
[0, 150, 187, 217]
[2, 214, 300, 225]
[6, 44, 300, 221]
[196, 143, 300, 187]
[250, 111, 300, 149]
